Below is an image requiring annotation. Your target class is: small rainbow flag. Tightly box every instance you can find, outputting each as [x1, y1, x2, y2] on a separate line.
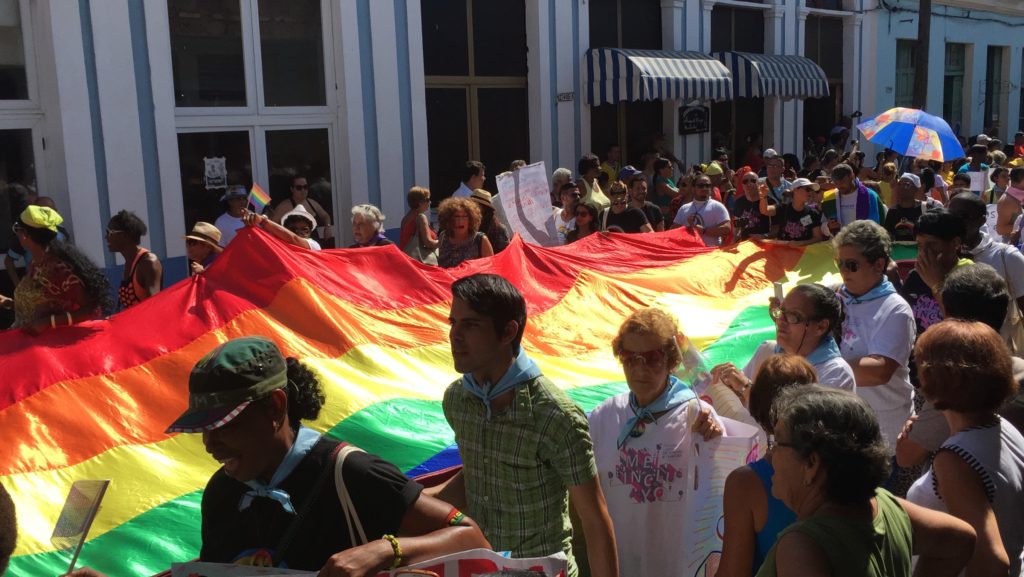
[248, 184, 271, 212]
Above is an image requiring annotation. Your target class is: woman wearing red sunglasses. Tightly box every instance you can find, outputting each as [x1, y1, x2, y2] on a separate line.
[587, 308, 722, 576]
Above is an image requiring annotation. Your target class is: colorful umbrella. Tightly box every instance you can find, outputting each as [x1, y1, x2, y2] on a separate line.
[856, 107, 965, 162]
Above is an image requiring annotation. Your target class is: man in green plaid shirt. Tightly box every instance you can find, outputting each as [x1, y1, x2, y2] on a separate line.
[437, 274, 618, 577]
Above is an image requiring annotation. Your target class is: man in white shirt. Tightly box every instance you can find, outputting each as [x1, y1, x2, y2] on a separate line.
[214, 185, 249, 245]
[672, 174, 731, 246]
[949, 192, 1024, 330]
[453, 161, 486, 198]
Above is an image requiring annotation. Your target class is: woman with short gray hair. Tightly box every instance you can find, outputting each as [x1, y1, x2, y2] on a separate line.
[832, 221, 916, 493]
[350, 204, 393, 248]
[756, 384, 976, 577]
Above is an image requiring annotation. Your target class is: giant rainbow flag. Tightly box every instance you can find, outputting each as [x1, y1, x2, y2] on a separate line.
[2, 227, 840, 576]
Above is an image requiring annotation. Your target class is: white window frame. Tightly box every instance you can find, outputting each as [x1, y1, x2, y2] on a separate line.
[0, 0, 41, 112]
[0, 116, 49, 195]
[171, 0, 335, 118]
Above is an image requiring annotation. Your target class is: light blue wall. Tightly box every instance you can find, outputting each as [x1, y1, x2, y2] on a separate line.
[868, 2, 1024, 144]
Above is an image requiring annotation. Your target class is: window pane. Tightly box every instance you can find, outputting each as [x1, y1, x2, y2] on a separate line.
[621, 0, 661, 50]
[473, 0, 526, 76]
[733, 10, 764, 54]
[257, 0, 326, 107]
[477, 88, 529, 192]
[0, 129, 35, 250]
[817, 18, 843, 79]
[710, 9, 732, 53]
[425, 87, 469, 199]
[895, 40, 916, 108]
[422, 0, 469, 77]
[0, 0, 28, 100]
[588, 0, 617, 48]
[168, 0, 246, 107]
[264, 128, 333, 245]
[177, 131, 251, 230]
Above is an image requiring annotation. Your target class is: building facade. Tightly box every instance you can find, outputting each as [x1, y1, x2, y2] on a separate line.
[0, 0, 1020, 287]
[863, 0, 1024, 150]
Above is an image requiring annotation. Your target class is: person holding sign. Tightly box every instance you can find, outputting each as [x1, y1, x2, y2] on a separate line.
[588, 308, 722, 577]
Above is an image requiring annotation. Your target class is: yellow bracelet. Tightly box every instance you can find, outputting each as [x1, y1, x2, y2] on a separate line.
[382, 534, 402, 569]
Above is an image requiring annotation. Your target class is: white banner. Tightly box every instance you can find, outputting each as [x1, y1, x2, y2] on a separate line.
[495, 162, 560, 247]
[683, 416, 760, 577]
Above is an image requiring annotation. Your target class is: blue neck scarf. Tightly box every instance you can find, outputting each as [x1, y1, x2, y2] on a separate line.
[773, 335, 842, 367]
[462, 348, 543, 420]
[840, 277, 896, 305]
[805, 335, 842, 366]
[239, 426, 321, 514]
[617, 375, 696, 448]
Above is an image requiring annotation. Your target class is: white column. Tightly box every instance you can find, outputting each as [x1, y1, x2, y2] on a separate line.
[143, 0, 186, 258]
[406, 0, 429, 187]
[925, 15, 945, 118]
[368, 1, 405, 221]
[662, 0, 686, 163]
[794, 8, 810, 158]
[574, 0, 589, 163]
[1006, 46, 1022, 144]
[90, 0, 149, 260]
[843, 13, 863, 124]
[967, 42, 988, 137]
[526, 0, 554, 172]
[764, 6, 785, 152]
[45, 0, 105, 264]
[333, 0, 369, 217]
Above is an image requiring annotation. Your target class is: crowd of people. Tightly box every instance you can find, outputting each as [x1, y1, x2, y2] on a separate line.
[3, 133, 1024, 577]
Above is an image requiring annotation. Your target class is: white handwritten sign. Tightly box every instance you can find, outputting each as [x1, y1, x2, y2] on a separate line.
[495, 161, 560, 247]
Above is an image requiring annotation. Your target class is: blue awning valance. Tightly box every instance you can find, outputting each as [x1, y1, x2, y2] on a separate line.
[713, 51, 830, 100]
[584, 48, 734, 106]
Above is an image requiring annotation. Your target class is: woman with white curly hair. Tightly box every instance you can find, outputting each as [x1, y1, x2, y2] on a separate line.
[350, 204, 394, 248]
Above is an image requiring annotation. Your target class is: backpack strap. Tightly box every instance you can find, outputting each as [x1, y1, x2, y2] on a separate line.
[272, 440, 347, 565]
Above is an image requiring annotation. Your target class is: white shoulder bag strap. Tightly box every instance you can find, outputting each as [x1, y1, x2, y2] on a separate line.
[334, 444, 369, 546]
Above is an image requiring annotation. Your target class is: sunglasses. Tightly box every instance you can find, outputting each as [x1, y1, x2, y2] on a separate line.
[618, 348, 666, 368]
[292, 184, 309, 190]
[185, 238, 203, 246]
[742, 178, 758, 184]
[11, 223, 23, 234]
[696, 183, 712, 188]
[575, 211, 590, 218]
[769, 305, 811, 325]
[835, 258, 861, 272]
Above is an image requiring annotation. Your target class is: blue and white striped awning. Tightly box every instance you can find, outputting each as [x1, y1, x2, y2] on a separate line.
[584, 48, 734, 106]
[713, 52, 830, 100]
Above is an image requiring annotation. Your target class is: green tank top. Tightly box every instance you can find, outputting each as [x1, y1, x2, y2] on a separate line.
[755, 488, 912, 577]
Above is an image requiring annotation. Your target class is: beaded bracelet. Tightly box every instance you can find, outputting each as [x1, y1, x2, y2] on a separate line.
[382, 533, 402, 569]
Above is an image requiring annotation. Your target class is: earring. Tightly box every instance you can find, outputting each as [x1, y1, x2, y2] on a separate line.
[803, 479, 812, 487]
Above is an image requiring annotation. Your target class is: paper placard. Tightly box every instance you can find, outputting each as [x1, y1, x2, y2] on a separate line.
[495, 162, 560, 247]
[683, 417, 760, 577]
[969, 171, 986, 194]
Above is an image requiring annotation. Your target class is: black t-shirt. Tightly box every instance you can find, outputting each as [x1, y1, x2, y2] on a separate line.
[634, 201, 664, 230]
[884, 203, 924, 242]
[731, 195, 775, 239]
[776, 204, 822, 241]
[200, 437, 423, 570]
[899, 269, 943, 338]
[601, 206, 650, 233]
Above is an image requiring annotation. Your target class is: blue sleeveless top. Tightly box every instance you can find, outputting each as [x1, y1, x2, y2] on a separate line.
[749, 458, 798, 574]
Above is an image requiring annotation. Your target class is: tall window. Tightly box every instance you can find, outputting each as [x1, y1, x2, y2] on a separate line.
[169, 0, 336, 243]
[422, 0, 528, 196]
[943, 43, 965, 134]
[588, 0, 663, 168]
[0, 0, 29, 100]
[711, 7, 766, 159]
[984, 46, 1005, 135]
[804, 15, 844, 143]
[895, 40, 916, 108]
[710, 8, 764, 54]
